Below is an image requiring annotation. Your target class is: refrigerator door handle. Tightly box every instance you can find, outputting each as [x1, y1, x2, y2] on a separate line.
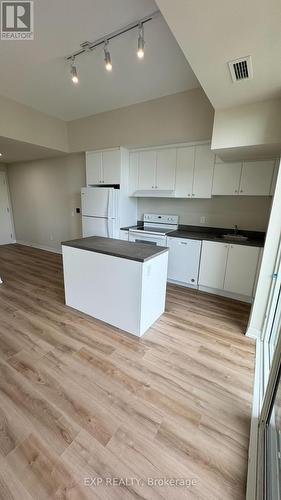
[107, 218, 113, 238]
[108, 189, 113, 219]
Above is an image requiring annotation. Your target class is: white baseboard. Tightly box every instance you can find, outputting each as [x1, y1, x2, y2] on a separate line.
[167, 279, 197, 289]
[198, 285, 253, 303]
[16, 240, 62, 255]
[246, 327, 261, 340]
[246, 338, 261, 500]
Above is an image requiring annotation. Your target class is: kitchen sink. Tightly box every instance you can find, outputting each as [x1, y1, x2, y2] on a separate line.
[220, 234, 249, 242]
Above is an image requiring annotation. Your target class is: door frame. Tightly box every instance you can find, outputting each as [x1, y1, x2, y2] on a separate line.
[0, 170, 15, 245]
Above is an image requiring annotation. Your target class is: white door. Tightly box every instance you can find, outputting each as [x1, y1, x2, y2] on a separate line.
[81, 187, 112, 218]
[138, 151, 157, 190]
[86, 152, 102, 185]
[224, 244, 260, 296]
[175, 147, 195, 198]
[167, 237, 201, 285]
[82, 216, 114, 238]
[0, 172, 13, 245]
[102, 150, 121, 184]
[193, 144, 215, 198]
[156, 149, 176, 190]
[239, 160, 275, 196]
[198, 240, 229, 289]
[212, 162, 242, 195]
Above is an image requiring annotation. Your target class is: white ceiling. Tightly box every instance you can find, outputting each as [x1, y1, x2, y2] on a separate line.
[0, 0, 199, 121]
[156, 0, 281, 109]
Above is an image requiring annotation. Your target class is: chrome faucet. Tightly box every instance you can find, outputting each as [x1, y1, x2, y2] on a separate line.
[234, 224, 238, 235]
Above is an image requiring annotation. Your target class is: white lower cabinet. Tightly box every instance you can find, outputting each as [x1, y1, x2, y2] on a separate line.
[119, 230, 129, 241]
[224, 245, 260, 296]
[167, 237, 202, 286]
[199, 240, 261, 299]
[198, 241, 229, 289]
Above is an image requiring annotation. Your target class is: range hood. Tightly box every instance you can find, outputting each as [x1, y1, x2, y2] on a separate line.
[132, 189, 176, 198]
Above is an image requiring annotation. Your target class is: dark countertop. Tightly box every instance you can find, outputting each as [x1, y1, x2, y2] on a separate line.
[121, 223, 265, 248]
[169, 225, 265, 247]
[61, 236, 168, 263]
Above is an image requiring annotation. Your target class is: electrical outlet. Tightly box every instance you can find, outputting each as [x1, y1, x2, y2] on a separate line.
[200, 216, 207, 224]
[50, 233, 54, 241]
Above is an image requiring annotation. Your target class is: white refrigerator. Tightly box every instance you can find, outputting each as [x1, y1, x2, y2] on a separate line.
[81, 187, 119, 238]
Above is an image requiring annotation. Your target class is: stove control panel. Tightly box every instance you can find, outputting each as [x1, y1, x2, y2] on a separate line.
[143, 214, 179, 225]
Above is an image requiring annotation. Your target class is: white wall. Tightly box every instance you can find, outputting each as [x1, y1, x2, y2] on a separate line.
[68, 89, 214, 152]
[138, 196, 271, 231]
[8, 154, 85, 252]
[0, 95, 68, 152]
[247, 159, 281, 337]
[212, 98, 281, 161]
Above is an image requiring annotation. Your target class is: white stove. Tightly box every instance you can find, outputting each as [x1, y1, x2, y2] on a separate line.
[129, 214, 179, 246]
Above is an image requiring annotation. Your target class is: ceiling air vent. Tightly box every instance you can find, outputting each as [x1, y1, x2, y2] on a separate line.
[228, 56, 253, 82]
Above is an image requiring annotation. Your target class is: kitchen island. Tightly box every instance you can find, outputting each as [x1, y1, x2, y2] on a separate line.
[61, 236, 169, 337]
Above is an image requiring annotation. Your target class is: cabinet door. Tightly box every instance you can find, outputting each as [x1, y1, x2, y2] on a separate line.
[175, 147, 195, 197]
[224, 245, 260, 296]
[198, 241, 229, 289]
[212, 162, 242, 195]
[167, 237, 201, 285]
[86, 152, 102, 185]
[239, 160, 275, 196]
[119, 230, 129, 241]
[102, 150, 121, 184]
[138, 151, 157, 190]
[193, 144, 215, 198]
[129, 152, 139, 195]
[156, 149, 176, 190]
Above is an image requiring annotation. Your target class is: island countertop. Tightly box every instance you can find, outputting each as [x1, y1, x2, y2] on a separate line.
[61, 236, 168, 263]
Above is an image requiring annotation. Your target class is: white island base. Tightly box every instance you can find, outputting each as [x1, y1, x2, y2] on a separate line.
[62, 244, 168, 337]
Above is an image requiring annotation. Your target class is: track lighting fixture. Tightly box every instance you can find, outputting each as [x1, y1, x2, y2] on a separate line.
[137, 23, 145, 59]
[65, 10, 159, 82]
[104, 41, 112, 71]
[70, 57, 79, 84]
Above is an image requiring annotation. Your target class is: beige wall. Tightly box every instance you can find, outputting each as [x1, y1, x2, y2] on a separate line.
[0, 95, 68, 152]
[68, 89, 214, 152]
[212, 98, 281, 161]
[0, 164, 7, 172]
[138, 196, 271, 232]
[8, 154, 85, 252]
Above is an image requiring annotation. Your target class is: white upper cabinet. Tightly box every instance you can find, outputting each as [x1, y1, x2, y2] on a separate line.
[239, 160, 275, 196]
[192, 144, 215, 198]
[175, 147, 195, 197]
[86, 149, 122, 185]
[138, 151, 157, 190]
[224, 245, 260, 296]
[130, 148, 176, 193]
[86, 152, 102, 185]
[156, 149, 176, 190]
[212, 159, 276, 196]
[129, 152, 139, 196]
[198, 240, 229, 289]
[102, 150, 121, 184]
[212, 162, 242, 195]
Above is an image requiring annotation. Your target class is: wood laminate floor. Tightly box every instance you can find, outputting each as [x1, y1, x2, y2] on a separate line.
[0, 244, 255, 500]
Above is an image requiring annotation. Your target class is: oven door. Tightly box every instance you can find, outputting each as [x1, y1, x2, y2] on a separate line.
[129, 231, 167, 247]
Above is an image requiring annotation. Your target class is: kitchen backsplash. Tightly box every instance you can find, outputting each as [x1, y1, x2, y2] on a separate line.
[137, 196, 272, 231]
